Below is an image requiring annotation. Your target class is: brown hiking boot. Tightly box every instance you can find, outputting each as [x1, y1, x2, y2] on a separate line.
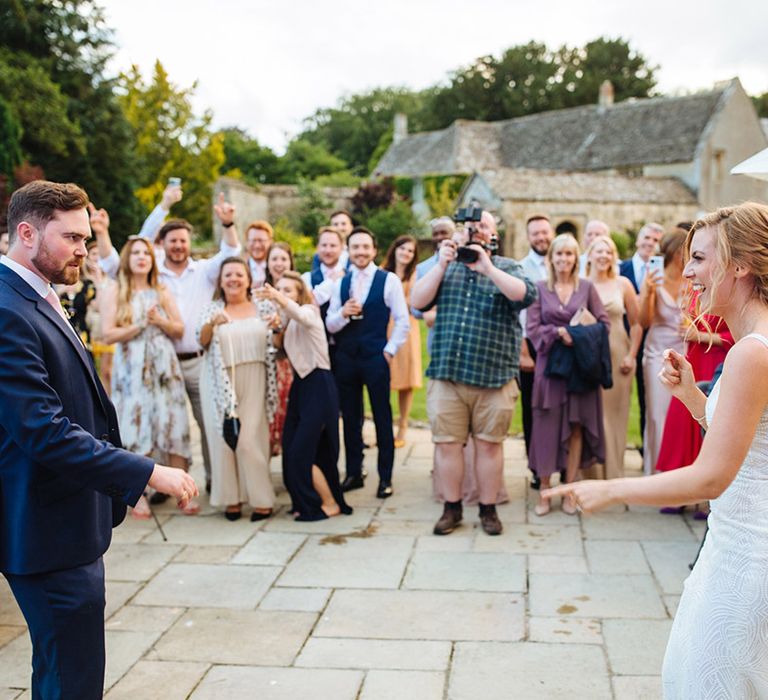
[433, 501, 463, 535]
[479, 503, 503, 536]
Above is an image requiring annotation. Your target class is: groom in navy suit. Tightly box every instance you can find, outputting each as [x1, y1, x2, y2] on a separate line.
[0, 181, 198, 699]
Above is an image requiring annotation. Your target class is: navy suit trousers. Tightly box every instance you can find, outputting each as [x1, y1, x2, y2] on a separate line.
[5, 558, 106, 700]
[335, 352, 394, 482]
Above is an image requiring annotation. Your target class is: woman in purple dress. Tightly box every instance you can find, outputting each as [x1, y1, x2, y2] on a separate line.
[527, 234, 610, 516]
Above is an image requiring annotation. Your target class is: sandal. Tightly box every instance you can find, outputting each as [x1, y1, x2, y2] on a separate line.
[179, 499, 200, 516]
[561, 495, 578, 516]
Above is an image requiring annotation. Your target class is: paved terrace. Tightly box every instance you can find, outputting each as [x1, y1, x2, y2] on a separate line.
[0, 422, 705, 699]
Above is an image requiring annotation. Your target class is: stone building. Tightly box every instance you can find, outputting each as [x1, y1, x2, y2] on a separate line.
[373, 78, 768, 258]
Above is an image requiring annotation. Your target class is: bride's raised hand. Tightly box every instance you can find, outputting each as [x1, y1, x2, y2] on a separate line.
[659, 348, 697, 402]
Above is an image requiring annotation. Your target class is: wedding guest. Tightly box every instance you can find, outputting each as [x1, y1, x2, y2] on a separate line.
[101, 237, 194, 517]
[198, 257, 277, 521]
[381, 235, 422, 447]
[257, 272, 352, 521]
[638, 229, 687, 475]
[527, 234, 610, 515]
[586, 235, 642, 478]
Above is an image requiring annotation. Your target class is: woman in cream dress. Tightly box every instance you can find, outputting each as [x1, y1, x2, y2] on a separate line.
[586, 235, 642, 478]
[198, 257, 277, 521]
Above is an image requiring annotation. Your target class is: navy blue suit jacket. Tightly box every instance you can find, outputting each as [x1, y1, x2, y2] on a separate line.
[0, 265, 154, 575]
[619, 259, 639, 293]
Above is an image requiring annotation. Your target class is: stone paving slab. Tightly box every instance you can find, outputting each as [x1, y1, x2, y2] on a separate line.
[104, 660, 210, 700]
[0, 689, 22, 699]
[316, 590, 525, 641]
[277, 535, 413, 589]
[106, 605, 185, 633]
[134, 563, 280, 609]
[612, 674, 664, 699]
[403, 551, 526, 592]
[529, 573, 668, 619]
[106, 581, 141, 619]
[104, 542, 181, 582]
[603, 619, 673, 675]
[642, 540, 699, 594]
[528, 616, 603, 645]
[171, 545, 240, 564]
[259, 587, 331, 612]
[0, 634, 30, 689]
[153, 608, 316, 665]
[473, 523, 582, 555]
[585, 540, 650, 575]
[190, 665, 363, 699]
[104, 630, 162, 690]
[528, 554, 588, 574]
[361, 670, 445, 699]
[582, 511, 697, 541]
[141, 513, 264, 546]
[232, 532, 307, 566]
[0, 582, 25, 627]
[295, 638, 452, 671]
[262, 507, 377, 534]
[449, 642, 612, 699]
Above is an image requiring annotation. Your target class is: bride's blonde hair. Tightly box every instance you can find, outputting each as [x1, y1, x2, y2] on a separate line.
[685, 202, 768, 333]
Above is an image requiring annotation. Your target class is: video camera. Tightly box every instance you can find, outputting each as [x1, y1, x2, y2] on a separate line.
[453, 207, 498, 264]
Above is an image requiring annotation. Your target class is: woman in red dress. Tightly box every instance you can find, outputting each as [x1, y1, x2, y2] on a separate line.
[656, 312, 733, 516]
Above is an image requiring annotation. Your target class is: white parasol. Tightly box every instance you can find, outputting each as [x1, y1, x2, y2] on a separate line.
[730, 147, 768, 182]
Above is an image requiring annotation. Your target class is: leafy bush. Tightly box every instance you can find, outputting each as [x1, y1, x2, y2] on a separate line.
[272, 216, 315, 273]
[361, 200, 421, 256]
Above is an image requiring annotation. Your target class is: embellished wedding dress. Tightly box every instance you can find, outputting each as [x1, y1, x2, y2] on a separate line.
[662, 333, 768, 698]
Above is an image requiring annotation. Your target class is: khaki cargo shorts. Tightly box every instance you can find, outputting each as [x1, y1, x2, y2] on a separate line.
[426, 378, 519, 444]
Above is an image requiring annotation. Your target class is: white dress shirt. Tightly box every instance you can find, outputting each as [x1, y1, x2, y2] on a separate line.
[159, 241, 242, 354]
[302, 259, 346, 306]
[99, 203, 169, 278]
[249, 258, 267, 288]
[1, 257, 83, 344]
[632, 252, 649, 289]
[325, 262, 411, 357]
[518, 248, 548, 338]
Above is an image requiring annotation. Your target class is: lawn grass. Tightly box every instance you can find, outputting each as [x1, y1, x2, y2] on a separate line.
[383, 322, 643, 448]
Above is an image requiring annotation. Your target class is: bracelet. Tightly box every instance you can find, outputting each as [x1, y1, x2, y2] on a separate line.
[692, 413, 706, 424]
[222, 221, 235, 228]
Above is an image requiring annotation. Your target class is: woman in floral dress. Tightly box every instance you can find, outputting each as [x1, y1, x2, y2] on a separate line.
[101, 237, 194, 517]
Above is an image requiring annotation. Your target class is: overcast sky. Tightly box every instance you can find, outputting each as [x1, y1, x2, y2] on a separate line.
[100, 0, 768, 153]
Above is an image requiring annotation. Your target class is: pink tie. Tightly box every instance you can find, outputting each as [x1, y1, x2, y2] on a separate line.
[353, 269, 368, 303]
[45, 288, 70, 323]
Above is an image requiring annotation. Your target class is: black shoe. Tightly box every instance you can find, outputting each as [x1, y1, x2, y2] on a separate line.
[341, 475, 365, 492]
[376, 481, 393, 499]
[250, 510, 272, 522]
[205, 479, 211, 495]
[224, 510, 241, 522]
[149, 491, 170, 505]
[529, 474, 541, 491]
[434, 501, 463, 535]
[479, 503, 503, 536]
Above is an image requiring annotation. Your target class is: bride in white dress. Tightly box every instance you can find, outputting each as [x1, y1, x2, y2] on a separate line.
[545, 202, 768, 698]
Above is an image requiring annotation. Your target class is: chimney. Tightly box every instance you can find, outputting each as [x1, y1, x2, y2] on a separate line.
[598, 80, 614, 109]
[393, 113, 408, 144]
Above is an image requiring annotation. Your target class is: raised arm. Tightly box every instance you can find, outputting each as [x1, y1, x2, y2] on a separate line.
[544, 339, 768, 511]
[411, 241, 454, 311]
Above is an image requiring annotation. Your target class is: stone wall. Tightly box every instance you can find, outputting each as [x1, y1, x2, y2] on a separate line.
[212, 177, 355, 238]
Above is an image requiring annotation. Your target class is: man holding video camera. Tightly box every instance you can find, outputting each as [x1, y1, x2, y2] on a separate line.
[412, 210, 536, 535]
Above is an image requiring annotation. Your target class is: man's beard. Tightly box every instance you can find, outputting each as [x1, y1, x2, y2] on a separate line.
[32, 243, 80, 285]
[532, 244, 549, 256]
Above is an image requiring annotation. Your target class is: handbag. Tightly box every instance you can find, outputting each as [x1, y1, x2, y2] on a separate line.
[569, 305, 597, 327]
[221, 326, 240, 451]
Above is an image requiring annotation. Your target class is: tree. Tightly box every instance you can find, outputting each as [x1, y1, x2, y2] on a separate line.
[118, 61, 225, 237]
[299, 87, 429, 175]
[0, 96, 22, 180]
[0, 0, 144, 237]
[278, 139, 349, 183]
[556, 37, 658, 107]
[753, 92, 768, 119]
[220, 127, 281, 185]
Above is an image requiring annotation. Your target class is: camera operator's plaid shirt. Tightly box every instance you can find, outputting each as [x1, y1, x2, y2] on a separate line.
[424, 256, 537, 388]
